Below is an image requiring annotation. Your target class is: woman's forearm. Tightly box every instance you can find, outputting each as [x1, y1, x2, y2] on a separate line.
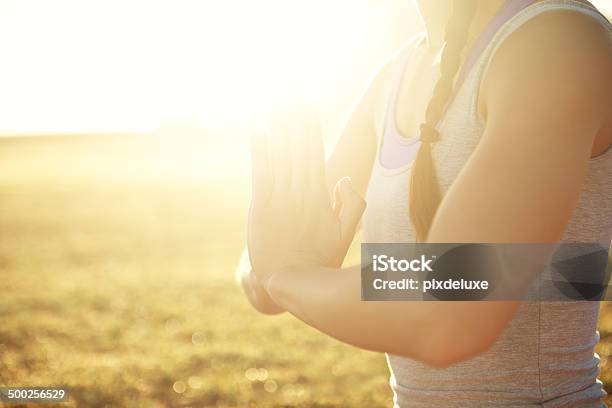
[264, 264, 445, 364]
[265, 264, 517, 367]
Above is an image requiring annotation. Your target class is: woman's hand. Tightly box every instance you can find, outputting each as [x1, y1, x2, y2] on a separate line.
[247, 107, 366, 285]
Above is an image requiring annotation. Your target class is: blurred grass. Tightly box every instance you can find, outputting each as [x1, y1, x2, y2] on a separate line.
[0, 134, 390, 408]
[1, 134, 611, 408]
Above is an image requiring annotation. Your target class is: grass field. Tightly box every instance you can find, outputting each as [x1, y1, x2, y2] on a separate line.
[0, 134, 610, 407]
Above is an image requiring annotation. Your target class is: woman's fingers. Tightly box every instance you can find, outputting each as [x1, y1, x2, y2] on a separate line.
[250, 131, 272, 207]
[334, 177, 366, 247]
[288, 106, 312, 202]
[303, 109, 327, 199]
[266, 104, 326, 215]
[268, 113, 292, 201]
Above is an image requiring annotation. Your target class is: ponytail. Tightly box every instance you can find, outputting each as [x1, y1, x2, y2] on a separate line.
[409, 0, 478, 242]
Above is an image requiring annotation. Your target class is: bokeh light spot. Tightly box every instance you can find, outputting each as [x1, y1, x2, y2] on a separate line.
[173, 381, 187, 394]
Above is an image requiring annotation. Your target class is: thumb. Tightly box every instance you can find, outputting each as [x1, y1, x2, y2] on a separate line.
[333, 177, 366, 245]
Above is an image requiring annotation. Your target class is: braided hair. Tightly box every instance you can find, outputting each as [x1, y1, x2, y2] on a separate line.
[409, 0, 478, 242]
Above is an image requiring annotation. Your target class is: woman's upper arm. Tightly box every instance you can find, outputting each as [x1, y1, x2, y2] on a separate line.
[324, 60, 394, 196]
[425, 10, 612, 355]
[430, 9, 612, 244]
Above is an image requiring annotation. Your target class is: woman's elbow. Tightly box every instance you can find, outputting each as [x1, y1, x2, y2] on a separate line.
[403, 318, 502, 369]
[419, 339, 494, 369]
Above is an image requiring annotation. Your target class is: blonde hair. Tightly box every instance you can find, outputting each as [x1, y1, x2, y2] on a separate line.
[409, 0, 478, 242]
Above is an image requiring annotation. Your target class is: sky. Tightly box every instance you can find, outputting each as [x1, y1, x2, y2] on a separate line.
[0, 0, 609, 136]
[0, 0, 416, 136]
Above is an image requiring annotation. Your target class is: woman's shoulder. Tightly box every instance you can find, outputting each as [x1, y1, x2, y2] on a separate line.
[350, 32, 426, 136]
[483, 0, 611, 77]
[479, 1, 612, 123]
[366, 32, 426, 96]
[363, 33, 426, 119]
[481, 0, 610, 78]
[512, 1, 611, 42]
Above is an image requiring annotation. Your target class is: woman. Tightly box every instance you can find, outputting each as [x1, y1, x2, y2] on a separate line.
[240, 0, 612, 406]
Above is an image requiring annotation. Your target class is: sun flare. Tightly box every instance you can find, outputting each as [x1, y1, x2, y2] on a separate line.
[0, 0, 390, 137]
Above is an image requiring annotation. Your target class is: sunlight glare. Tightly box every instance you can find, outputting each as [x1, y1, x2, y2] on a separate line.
[0, 0, 372, 134]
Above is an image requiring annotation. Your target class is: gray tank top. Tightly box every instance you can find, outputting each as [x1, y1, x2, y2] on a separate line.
[363, 1, 612, 407]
